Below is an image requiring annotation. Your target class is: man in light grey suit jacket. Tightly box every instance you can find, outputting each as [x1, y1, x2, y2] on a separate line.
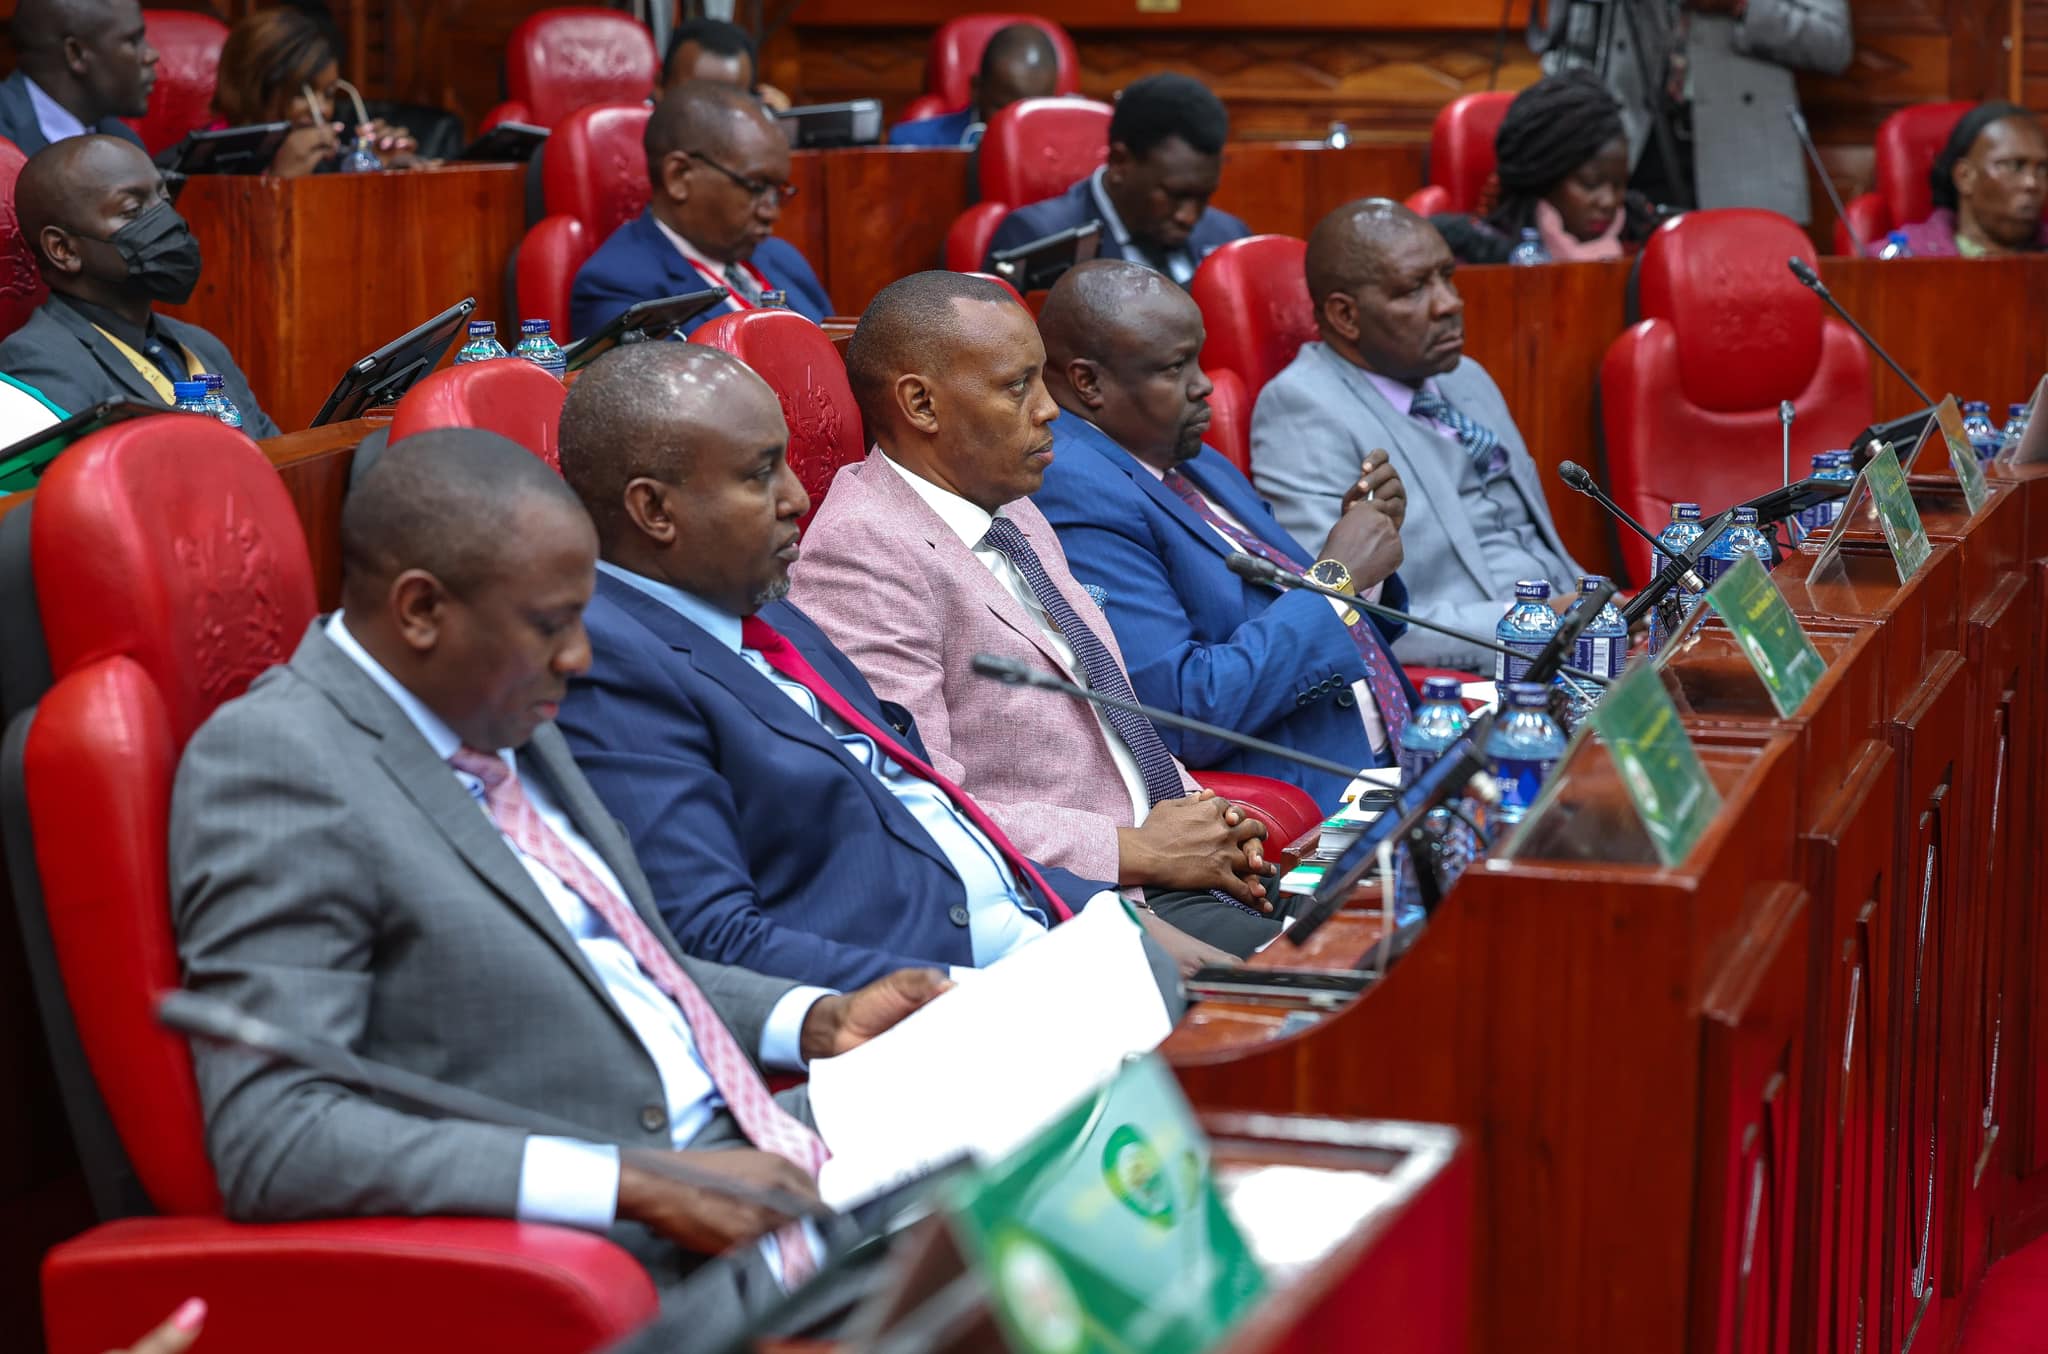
[1251, 201, 1581, 672]
[171, 430, 944, 1332]
[1534, 0, 1853, 223]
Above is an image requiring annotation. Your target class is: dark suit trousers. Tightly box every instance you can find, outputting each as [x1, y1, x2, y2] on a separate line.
[1145, 889, 1284, 957]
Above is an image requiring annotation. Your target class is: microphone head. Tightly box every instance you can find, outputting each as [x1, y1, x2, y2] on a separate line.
[157, 988, 274, 1049]
[1786, 256, 1823, 291]
[969, 653, 1035, 684]
[1225, 552, 1277, 582]
[1556, 460, 1594, 492]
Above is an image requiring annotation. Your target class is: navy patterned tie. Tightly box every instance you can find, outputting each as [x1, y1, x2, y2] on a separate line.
[980, 516, 1187, 807]
[1410, 387, 1504, 477]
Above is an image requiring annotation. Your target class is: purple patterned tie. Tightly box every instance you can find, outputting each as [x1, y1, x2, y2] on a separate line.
[1160, 466, 1410, 750]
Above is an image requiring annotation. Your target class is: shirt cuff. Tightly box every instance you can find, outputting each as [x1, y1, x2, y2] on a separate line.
[762, 985, 836, 1070]
[517, 1135, 620, 1231]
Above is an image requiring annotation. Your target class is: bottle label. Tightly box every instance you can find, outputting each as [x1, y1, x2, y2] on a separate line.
[1492, 756, 1556, 822]
[1575, 635, 1614, 678]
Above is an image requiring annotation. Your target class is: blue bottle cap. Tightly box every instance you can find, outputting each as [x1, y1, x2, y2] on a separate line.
[1513, 579, 1552, 601]
[1421, 677, 1463, 702]
[1888, 230, 1908, 243]
[520, 318, 549, 334]
[1673, 503, 1701, 520]
[1733, 506, 1759, 523]
[466, 321, 495, 336]
[1506, 682, 1551, 707]
[172, 381, 208, 402]
[1578, 574, 1611, 592]
[2011, 403, 2029, 418]
[203, 372, 224, 389]
[1965, 400, 1991, 414]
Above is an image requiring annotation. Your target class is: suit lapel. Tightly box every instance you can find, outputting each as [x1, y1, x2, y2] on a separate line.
[638, 211, 740, 320]
[1180, 451, 1317, 569]
[44, 302, 176, 407]
[0, 76, 48, 155]
[291, 625, 622, 1015]
[1067, 417, 1241, 566]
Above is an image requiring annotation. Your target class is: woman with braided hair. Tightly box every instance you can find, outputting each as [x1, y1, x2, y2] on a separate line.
[1431, 72, 1656, 265]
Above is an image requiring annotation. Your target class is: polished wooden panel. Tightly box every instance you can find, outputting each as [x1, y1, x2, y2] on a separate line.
[163, 165, 526, 435]
[1818, 258, 2048, 421]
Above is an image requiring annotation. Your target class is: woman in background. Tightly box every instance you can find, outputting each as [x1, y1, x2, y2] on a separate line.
[1883, 103, 2048, 258]
[211, 7, 420, 179]
[1431, 72, 1657, 265]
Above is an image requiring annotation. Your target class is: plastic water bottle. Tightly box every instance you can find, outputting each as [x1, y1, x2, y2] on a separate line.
[1999, 402, 2030, 458]
[1392, 677, 1475, 923]
[1796, 451, 1853, 536]
[1487, 681, 1567, 827]
[1648, 503, 1705, 651]
[172, 380, 211, 416]
[1962, 400, 2002, 462]
[1573, 575, 1629, 680]
[1877, 230, 1913, 260]
[338, 140, 383, 175]
[513, 319, 568, 380]
[454, 321, 509, 365]
[1698, 506, 1774, 587]
[202, 372, 242, 429]
[1494, 580, 1558, 684]
[1507, 227, 1550, 266]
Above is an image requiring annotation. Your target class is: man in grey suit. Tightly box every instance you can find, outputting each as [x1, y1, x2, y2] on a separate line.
[1251, 200, 1581, 672]
[1533, 0, 1852, 223]
[0, 136, 278, 434]
[171, 430, 946, 1329]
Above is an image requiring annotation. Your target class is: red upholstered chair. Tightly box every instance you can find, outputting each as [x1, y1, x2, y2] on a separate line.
[1411, 91, 1514, 217]
[919, 14, 1079, 114]
[1403, 184, 1453, 217]
[694, 309, 863, 530]
[0, 136, 48, 342]
[1187, 235, 1315, 474]
[390, 359, 569, 471]
[942, 97, 1113, 272]
[16, 416, 655, 1354]
[126, 11, 227, 156]
[1205, 367, 1250, 475]
[961, 270, 1026, 305]
[1600, 210, 1874, 582]
[513, 100, 653, 339]
[1833, 101, 1973, 255]
[483, 7, 657, 131]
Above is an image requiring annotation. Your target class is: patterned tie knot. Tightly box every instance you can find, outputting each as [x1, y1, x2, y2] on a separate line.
[450, 746, 510, 792]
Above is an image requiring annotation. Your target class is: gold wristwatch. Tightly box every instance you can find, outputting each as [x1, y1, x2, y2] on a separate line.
[1307, 559, 1361, 626]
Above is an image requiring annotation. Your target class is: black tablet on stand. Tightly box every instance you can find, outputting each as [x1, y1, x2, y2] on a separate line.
[309, 297, 477, 427]
[560, 289, 730, 371]
[158, 122, 290, 176]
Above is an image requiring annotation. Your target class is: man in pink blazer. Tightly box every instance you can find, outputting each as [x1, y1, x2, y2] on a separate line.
[788, 271, 1281, 960]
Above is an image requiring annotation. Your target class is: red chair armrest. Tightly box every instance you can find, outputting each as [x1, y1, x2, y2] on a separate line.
[1403, 185, 1452, 217]
[42, 1216, 658, 1354]
[945, 201, 1010, 273]
[1190, 771, 1324, 855]
[483, 100, 534, 132]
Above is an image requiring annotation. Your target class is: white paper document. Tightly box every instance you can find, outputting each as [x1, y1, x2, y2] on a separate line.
[806, 896, 1172, 1207]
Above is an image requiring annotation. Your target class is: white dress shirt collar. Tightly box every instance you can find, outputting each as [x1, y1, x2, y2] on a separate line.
[597, 560, 744, 652]
[879, 448, 1002, 547]
[650, 211, 732, 279]
[325, 612, 512, 773]
[23, 75, 87, 146]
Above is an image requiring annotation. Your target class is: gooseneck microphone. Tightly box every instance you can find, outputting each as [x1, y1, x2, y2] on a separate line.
[1787, 108, 1867, 257]
[1786, 257, 1937, 409]
[1521, 576, 1616, 686]
[1556, 460, 1706, 595]
[1619, 507, 1735, 628]
[1225, 553, 1610, 685]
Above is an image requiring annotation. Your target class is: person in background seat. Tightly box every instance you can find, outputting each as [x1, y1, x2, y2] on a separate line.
[210, 6, 421, 179]
[889, 23, 1059, 149]
[1884, 103, 2048, 258]
[0, 0, 155, 155]
[661, 18, 792, 113]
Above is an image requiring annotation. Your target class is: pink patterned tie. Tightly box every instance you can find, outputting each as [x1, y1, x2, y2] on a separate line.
[449, 746, 826, 1283]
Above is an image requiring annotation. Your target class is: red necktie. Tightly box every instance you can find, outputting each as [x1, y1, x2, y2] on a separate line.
[449, 746, 826, 1283]
[741, 615, 1074, 924]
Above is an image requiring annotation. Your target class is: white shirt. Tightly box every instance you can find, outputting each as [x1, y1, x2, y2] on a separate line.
[651, 212, 762, 309]
[880, 452, 1155, 823]
[22, 75, 86, 147]
[595, 562, 1058, 977]
[1088, 165, 1197, 286]
[1130, 454, 1390, 754]
[323, 615, 830, 1238]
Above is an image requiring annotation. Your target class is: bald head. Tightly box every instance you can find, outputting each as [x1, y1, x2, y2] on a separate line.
[646, 79, 792, 263]
[10, 0, 155, 122]
[1304, 197, 1465, 383]
[559, 341, 807, 615]
[18, 135, 190, 314]
[1040, 260, 1214, 466]
[844, 270, 1017, 436]
[975, 23, 1059, 121]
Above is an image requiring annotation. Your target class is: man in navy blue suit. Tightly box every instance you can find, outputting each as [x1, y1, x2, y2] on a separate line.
[888, 23, 1058, 149]
[1031, 261, 1415, 811]
[553, 341, 1228, 990]
[982, 72, 1248, 286]
[0, 0, 154, 157]
[570, 81, 831, 342]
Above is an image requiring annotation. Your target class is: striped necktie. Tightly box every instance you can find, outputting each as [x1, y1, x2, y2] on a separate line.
[1410, 387, 1504, 478]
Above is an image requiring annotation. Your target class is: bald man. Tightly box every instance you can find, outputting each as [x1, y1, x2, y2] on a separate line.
[790, 271, 1282, 959]
[0, 0, 155, 155]
[889, 23, 1059, 149]
[552, 342, 1180, 991]
[569, 80, 830, 341]
[173, 427, 944, 1330]
[0, 136, 278, 433]
[1250, 199, 1580, 671]
[1031, 261, 1412, 810]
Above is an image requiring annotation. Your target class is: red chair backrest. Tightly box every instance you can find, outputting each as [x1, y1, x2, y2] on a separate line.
[1873, 101, 1974, 232]
[1188, 234, 1314, 405]
[960, 270, 1025, 305]
[506, 7, 657, 129]
[0, 136, 49, 340]
[694, 309, 863, 528]
[389, 359, 569, 471]
[976, 97, 1112, 207]
[1428, 90, 1514, 215]
[27, 417, 317, 1216]
[126, 10, 226, 156]
[515, 214, 594, 342]
[1602, 210, 1873, 582]
[543, 101, 654, 241]
[922, 14, 1079, 112]
[1205, 367, 1250, 475]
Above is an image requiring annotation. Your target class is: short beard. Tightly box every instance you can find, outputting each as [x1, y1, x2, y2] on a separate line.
[1172, 425, 1207, 462]
[752, 575, 793, 609]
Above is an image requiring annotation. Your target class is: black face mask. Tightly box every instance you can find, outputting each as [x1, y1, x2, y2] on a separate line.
[84, 201, 203, 305]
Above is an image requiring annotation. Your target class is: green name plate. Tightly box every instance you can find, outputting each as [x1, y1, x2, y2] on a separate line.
[1704, 554, 1826, 718]
[1862, 442, 1933, 583]
[1587, 664, 1723, 867]
[1930, 395, 1989, 515]
[947, 1056, 1267, 1354]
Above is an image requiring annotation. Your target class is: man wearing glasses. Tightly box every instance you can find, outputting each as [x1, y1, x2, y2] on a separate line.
[571, 81, 833, 341]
